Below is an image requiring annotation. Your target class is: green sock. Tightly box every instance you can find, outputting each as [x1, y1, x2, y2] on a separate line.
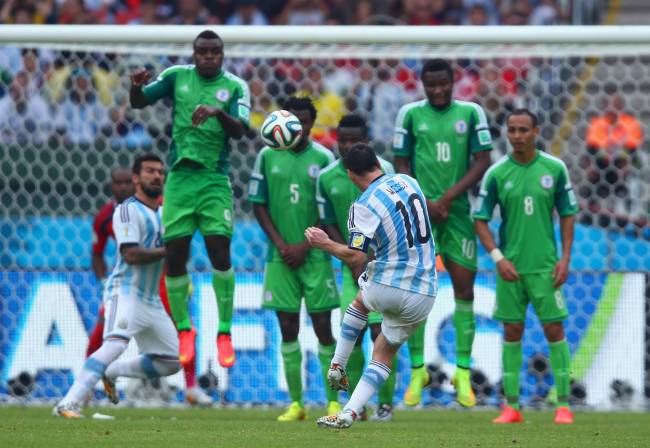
[281, 341, 303, 405]
[378, 354, 397, 406]
[453, 299, 475, 369]
[347, 345, 365, 393]
[502, 341, 522, 410]
[407, 320, 426, 368]
[549, 339, 571, 408]
[318, 343, 337, 402]
[212, 268, 235, 334]
[165, 274, 191, 331]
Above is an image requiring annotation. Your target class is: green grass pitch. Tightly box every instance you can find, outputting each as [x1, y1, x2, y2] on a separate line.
[1, 406, 649, 448]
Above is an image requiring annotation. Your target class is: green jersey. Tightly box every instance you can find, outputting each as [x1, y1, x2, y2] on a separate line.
[393, 99, 492, 214]
[316, 157, 394, 241]
[143, 65, 250, 173]
[472, 150, 579, 273]
[248, 141, 335, 262]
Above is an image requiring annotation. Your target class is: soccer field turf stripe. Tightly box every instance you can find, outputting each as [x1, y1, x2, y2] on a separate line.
[570, 273, 623, 381]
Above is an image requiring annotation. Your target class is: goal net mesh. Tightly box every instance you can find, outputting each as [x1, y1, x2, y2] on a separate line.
[0, 38, 647, 409]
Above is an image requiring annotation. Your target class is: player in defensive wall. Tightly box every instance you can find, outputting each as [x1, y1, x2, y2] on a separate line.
[55, 154, 181, 418]
[393, 59, 492, 408]
[316, 114, 397, 421]
[473, 109, 578, 424]
[248, 97, 341, 422]
[130, 30, 250, 370]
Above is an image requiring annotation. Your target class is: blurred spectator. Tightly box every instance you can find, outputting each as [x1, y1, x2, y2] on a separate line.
[298, 66, 345, 147]
[21, 49, 46, 92]
[464, 0, 500, 24]
[582, 95, 643, 215]
[105, 100, 153, 149]
[277, 0, 328, 25]
[54, 69, 109, 146]
[226, 0, 269, 25]
[121, 0, 166, 25]
[171, 0, 212, 25]
[529, 0, 565, 25]
[464, 4, 490, 25]
[91, 56, 120, 107]
[404, 0, 444, 25]
[57, 0, 93, 24]
[353, 0, 374, 24]
[44, 53, 72, 104]
[0, 71, 52, 145]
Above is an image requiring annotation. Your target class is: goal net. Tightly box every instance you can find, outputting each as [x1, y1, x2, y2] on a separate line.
[0, 26, 647, 409]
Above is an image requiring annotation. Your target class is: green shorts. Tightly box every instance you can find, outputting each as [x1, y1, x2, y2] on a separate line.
[162, 169, 233, 242]
[494, 271, 569, 323]
[262, 260, 339, 313]
[341, 267, 382, 325]
[432, 210, 477, 271]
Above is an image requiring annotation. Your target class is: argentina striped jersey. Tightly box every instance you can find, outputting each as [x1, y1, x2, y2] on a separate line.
[347, 174, 437, 296]
[105, 196, 164, 307]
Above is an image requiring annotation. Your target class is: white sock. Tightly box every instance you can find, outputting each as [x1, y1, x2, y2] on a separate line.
[344, 360, 390, 415]
[61, 339, 127, 404]
[105, 355, 180, 380]
[332, 305, 368, 367]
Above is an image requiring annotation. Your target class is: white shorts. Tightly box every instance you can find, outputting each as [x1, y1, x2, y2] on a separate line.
[103, 293, 179, 357]
[359, 278, 435, 345]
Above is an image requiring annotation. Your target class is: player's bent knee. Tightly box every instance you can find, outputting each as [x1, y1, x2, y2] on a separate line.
[152, 357, 182, 377]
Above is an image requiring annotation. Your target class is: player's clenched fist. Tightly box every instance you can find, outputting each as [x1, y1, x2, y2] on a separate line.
[305, 226, 329, 248]
[130, 67, 152, 87]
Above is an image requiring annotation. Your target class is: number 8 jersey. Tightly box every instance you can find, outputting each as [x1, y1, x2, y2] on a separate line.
[472, 151, 579, 273]
[348, 173, 437, 297]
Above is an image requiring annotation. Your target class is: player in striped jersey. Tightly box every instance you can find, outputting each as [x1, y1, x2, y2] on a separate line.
[316, 114, 397, 421]
[55, 154, 181, 419]
[306, 144, 437, 429]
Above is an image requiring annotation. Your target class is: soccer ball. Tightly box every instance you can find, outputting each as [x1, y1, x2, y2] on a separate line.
[260, 110, 303, 150]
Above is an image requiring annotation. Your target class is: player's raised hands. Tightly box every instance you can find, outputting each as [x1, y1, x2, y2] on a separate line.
[496, 259, 519, 282]
[130, 67, 152, 87]
[192, 105, 222, 127]
[552, 257, 570, 288]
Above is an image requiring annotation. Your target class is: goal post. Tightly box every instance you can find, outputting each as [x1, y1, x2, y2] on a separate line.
[0, 25, 647, 409]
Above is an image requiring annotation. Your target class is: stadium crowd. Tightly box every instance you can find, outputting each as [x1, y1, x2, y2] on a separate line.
[0, 1, 645, 228]
[1, 0, 570, 27]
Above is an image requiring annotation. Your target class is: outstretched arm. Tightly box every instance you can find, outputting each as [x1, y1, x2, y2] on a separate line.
[305, 227, 366, 276]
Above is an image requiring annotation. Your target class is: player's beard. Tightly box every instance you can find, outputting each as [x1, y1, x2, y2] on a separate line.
[142, 185, 162, 199]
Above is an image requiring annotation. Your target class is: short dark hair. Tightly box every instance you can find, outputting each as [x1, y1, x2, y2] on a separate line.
[421, 58, 453, 80]
[343, 143, 380, 175]
[507, 108, 538, 127]
[132, 153, 163, 174]
[282, 96, 317, 121]
[110, 166, 130, 181]
[193, 30, 222, 47]
[338, 114, 368, 138]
